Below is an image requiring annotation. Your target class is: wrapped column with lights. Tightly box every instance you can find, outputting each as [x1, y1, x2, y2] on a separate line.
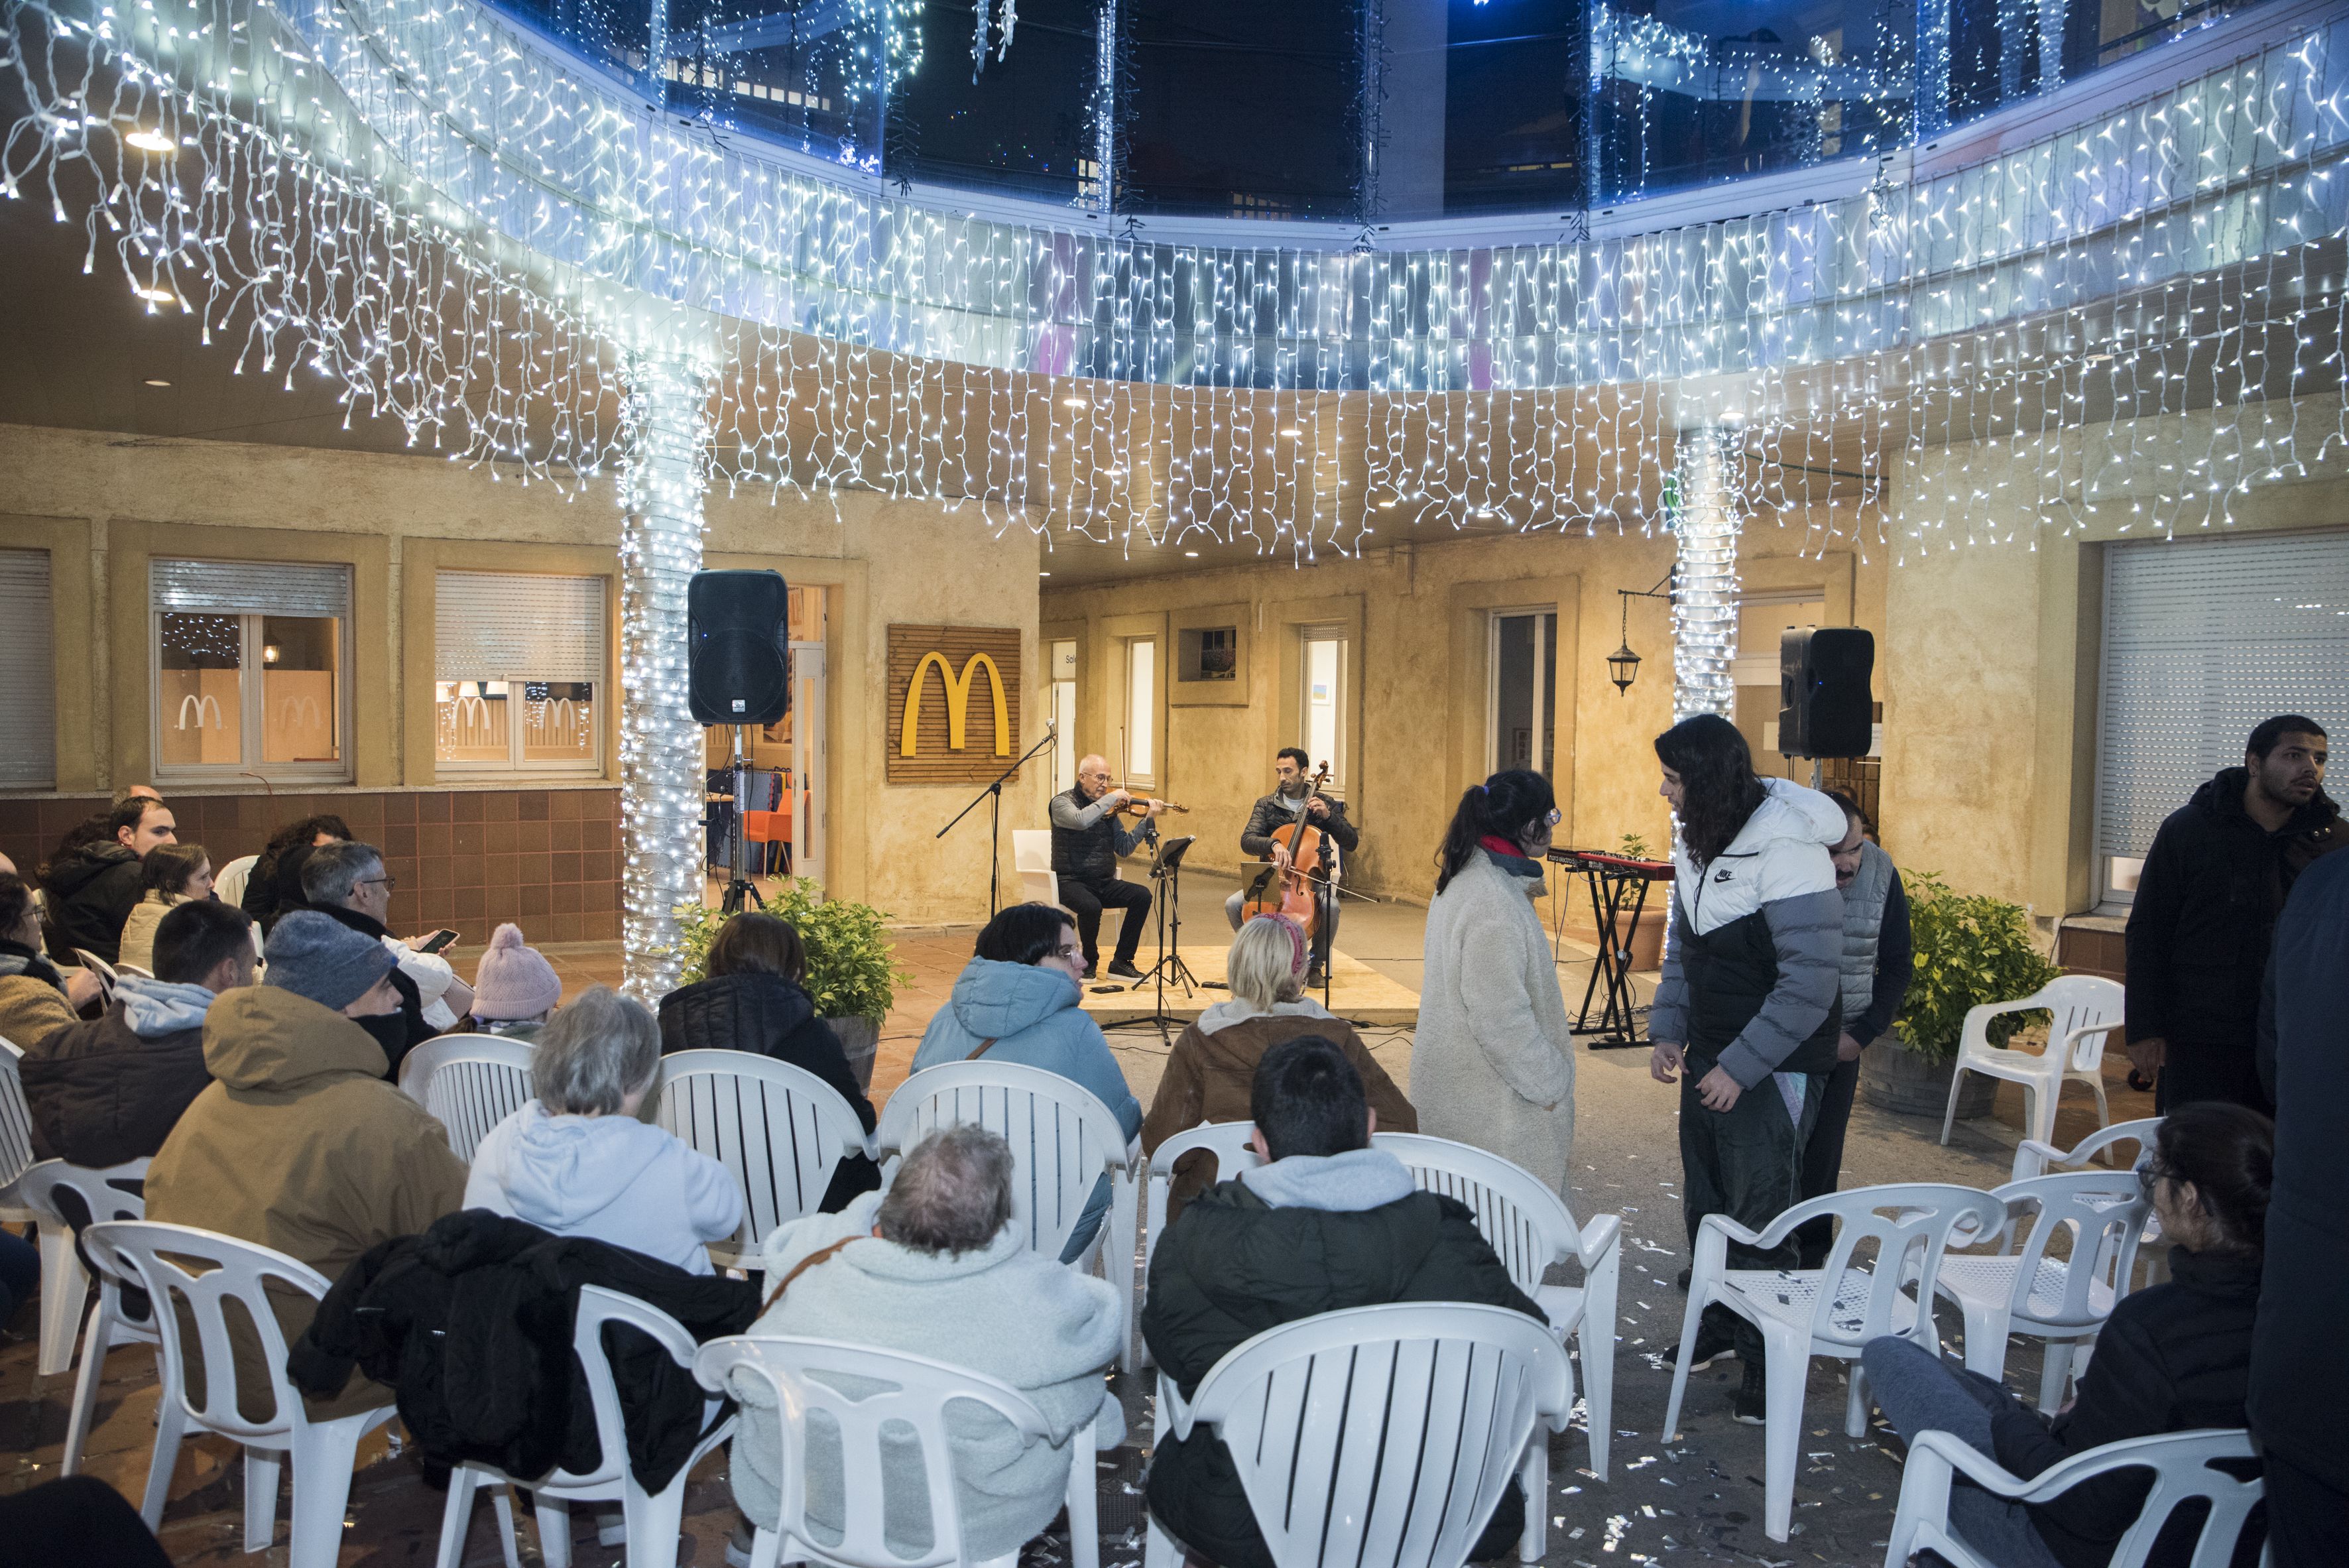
[1669, 426, 1741, 722]
[617, 347, 717, 1004]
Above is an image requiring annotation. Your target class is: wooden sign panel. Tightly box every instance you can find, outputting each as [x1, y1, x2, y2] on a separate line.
[886, 624, 1024, 785]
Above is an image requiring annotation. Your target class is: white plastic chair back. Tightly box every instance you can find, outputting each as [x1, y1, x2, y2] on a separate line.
[1011, 831, 1061, 908]
[876, 1061, 1131, 1262]
[1166, 1301, 1571, 1568]
[694, 1334, 1055, 1568]
[71, 949, 119, 1002]
[1779, 1183, 2006, 1351]
[1987, 1172, 2149, 1330]
[18, 1160, 154, 1475]
[2012, 1116, 2161, 1183]
[1887, 1427, 2262, 1568]
[14, 1156, 151, 1236]
[654, 1050, 874, 1262]
[1142, 1120, 1262, 1274]
[1370, 1132, 1587, 1295]
[397, 1034, 537, 1162]
[0, 1038, 37, 1201]
[2037, 975, 2125, 1074]
[568, 1285, 722, 1488]
[213, 855, 259, 910]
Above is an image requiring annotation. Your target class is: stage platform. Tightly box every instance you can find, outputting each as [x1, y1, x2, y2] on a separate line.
[1075, 941, 1420, 1027]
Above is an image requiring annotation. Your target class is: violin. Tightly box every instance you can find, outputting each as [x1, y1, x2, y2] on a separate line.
[1238, 761, 1333, 942]
[1108, 790, 1190, 818]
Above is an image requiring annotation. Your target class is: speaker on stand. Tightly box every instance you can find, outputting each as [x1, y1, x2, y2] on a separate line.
[689, 570, 791, 914]
[1777, 627, 1875, 784]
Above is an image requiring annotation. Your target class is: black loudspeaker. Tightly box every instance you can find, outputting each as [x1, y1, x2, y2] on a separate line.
[688, 570, 790, 726]
[1777, 627, 1874, 758]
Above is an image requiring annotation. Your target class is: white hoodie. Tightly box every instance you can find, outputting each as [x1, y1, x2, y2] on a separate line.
[464, 1102, 743, 1274]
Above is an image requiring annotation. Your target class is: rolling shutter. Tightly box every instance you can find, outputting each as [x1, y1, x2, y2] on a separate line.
[151, 558, 351, 617]
[434, 572, 607, 682]
[0, 550, 55, 787]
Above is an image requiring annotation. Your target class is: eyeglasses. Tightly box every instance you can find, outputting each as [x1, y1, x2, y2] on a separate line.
[1054, 943, 1083, 962]
[1543, 809, 1562, 827]
[361, 874, 397, 892]
[2136, 1159, 2171, 1199]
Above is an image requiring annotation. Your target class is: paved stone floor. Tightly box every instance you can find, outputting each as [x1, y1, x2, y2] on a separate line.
[0, 878, 2151, 1565]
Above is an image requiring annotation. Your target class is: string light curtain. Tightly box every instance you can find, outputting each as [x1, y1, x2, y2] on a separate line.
[1669, 428, 1742, 723]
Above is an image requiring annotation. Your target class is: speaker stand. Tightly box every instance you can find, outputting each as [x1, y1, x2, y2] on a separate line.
[719, 725, 764, 916]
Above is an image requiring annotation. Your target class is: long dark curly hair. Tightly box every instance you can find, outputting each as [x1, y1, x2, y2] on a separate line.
[1655, 714, 1765, 869]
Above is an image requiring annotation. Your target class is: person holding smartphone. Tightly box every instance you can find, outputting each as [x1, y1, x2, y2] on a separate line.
[301, 841, 473, 1071]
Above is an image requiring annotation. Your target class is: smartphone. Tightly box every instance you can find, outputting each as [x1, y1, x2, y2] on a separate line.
[418, 929, 460, 954]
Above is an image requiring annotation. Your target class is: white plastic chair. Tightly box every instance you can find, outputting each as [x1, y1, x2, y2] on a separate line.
[213, 854, 259, 910]
[875, 1061, 1137, 1282]
[655, 1050, 878, 1270]
[397, 1034, 537, 1163]
[2010, 1115, 2161, 1183]
[1137, 1120, 1264, 1372]
[1883, 1427, 2263, 1568]
[1143, 1301, 1573, 1568]
[1663, 1181, 2006, 1543]
[695, 1334, 1107, 1568]
[436, 1284, 737, 1568]
[1011, 831, 1061, 909]
[0, 1036, 38, 1215]
[86, 1219, 400, 1561]
[13, 1160, 158, 1473]
[1935, 1171, 2149, 1410]
[1940, 976, 2122, 1150]
[0, 1041, 88, 1378]
[115, 963, 155, 979]
[68, 948, 117, 1006]
[1373, 1132, 1624, 1481]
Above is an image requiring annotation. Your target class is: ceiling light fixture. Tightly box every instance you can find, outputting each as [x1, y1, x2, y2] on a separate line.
[1038, 570, 1052, 577]
[1060, 396, 1087, 409]
[124, 129, 176, 153]
[1280, 427, 1301, 437]
[132, 286, 178, 305]
[143, 378, 172, 387]
[1183, 550, 1199, 558]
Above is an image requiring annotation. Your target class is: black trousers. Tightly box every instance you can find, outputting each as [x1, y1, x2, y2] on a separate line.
[1224, 884, 1341, 971]
[1795, 1052, 1862, 1268]
[1683, 1067, 1823, 1365]
[1059, 874, 1152, 969]
[2155, 1038, 2273, 1116]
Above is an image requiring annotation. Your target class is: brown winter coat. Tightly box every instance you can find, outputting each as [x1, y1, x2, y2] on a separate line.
[146, 986, 469, 1421]
[1139, 1004, 1416, 1217]
[0, 972, 78, 1053]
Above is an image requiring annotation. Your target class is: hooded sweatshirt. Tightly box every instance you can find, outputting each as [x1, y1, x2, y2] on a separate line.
[40, 842, 143, 967]
[0, 938, 78, 1052]
[726, 1190, 1125, 1561]
[146, 985, 469, 1421]
[908, 958, 1144, 1261]
[463, 1102, 743, 1275]
[21, 975, 217, 1166]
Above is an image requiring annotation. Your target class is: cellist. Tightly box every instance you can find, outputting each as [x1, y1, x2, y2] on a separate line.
[1225, 748, 1359, 987]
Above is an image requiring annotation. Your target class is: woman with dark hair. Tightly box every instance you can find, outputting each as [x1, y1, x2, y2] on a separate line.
[908, 902, 1142, 1260]
[1647, 713, 1848, 1421]
[1862, 1102, 2274, 1568]
[658, 910, 881, 1211]
[242, 814, 352, 931]
[117, 842, 213, 974]
[1410, 768, 1579, 1197]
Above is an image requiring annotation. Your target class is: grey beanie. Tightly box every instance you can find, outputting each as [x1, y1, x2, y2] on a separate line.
[264, 910, 398, 1012]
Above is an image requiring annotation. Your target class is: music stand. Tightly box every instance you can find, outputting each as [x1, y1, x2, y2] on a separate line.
[1132, 835, 1201, 1020]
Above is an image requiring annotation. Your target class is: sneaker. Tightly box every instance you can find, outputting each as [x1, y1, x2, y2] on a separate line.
[1303, 967, 1328, 990]
[1732, 1360, 1768, 1425]
[1663, 1320, 1736, 1372]
[1107, 959, 1145, 979]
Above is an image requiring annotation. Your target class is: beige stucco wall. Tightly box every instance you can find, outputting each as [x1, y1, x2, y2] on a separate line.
[0, 421, 1045, 927]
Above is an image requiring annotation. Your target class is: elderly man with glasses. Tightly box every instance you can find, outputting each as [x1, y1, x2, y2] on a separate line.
[301, 840, 471, 1076]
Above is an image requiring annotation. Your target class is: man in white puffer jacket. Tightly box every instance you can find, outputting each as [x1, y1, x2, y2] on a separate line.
[1647, 715, 1847, 1423]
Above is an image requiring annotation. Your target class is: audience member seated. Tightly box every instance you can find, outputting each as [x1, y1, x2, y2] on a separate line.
[0, 872, 101, 1048]
[1862, 1101, 2273, 1568]
[40, 797, 177, 967]
[468, 922, 562, 1040]
[241, 813, 351, 932]
[1141, 913, 1415, 1217]
[147, 911, 468, 1419]
[465, 985, 742, 1273]
[1141, 1036, 1545, 1568]
[22, 900, 253, 1168]
[726, 1124, 1124, 1565]
[117, 841, 213, 975]
[908, 902, 1144, 1262]
[302, 839, 467, 1073]
[660, 912, 881, 1211]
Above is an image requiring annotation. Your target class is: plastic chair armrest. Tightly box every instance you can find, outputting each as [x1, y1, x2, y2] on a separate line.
[1575, 1213, 1622, 1270]
[2010, 1138, 2067, 1181]
[1903, 1429, 2032, 1498]
[1159, 1373, 1199, 1442]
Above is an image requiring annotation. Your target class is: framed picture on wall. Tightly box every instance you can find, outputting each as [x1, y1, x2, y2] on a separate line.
[1168, 602, 1251, 707]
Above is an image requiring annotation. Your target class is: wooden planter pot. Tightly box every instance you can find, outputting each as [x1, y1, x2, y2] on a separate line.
[827, 1015, 881, 1093]
[1860, 1040, 1998, 1120]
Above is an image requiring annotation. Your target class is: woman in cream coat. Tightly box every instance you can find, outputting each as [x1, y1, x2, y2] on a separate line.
[1410, 769, 1577, 1196]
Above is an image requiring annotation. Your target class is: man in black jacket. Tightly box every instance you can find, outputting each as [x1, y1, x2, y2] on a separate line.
[300, 839, 463, 1075]
[1141, 1036, 1545, 1568]
[2125, 715, 2338, 1112]
[41, 797, 177, 967]
[1222, 748, 1358, 987]
[1050, 754, 1166, 979]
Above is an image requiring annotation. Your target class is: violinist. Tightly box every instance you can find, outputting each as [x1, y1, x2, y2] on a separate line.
[1225, 748, 1359, 987]
[1050, 754, 1168, 979]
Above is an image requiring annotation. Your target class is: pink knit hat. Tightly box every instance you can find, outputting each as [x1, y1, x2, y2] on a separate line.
[470, 923, 562, 1020]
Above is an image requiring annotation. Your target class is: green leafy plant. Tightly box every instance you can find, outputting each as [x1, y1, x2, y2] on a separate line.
[1893, 870, 2061, 1064]
[670, 880, 910, 1022]
[1617, 831, 1654, 862]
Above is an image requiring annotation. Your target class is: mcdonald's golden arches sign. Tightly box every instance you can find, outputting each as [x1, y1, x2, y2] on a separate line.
[886, 624, 1024, 785]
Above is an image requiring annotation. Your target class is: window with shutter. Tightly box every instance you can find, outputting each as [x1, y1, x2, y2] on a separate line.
[433, 571, 607, 774]
[0, 550, 56, 789]
[151, 559, 351, 783]
[2094, 532, 2349, 907]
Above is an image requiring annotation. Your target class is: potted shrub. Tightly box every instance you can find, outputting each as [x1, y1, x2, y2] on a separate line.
[1611, 831, 1667, 972]
[1861, 870, 2061, 1119]
[670, 881, 910, 1091]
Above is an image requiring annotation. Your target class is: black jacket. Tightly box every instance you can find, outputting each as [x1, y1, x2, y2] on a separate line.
[1140, 1176, 1543, 1568]
[309, 903, 435, 1074]
[20, 999, 211, 1167]
[2250, 848, 2349, 1496]
[1238, 791, 1358, 864]
[656, 971, 880, 1211]
[288, 1209, 758, 1491]
[244, 841, 325, 934]
[40, 844, 142, 967]
[1988, 1247, 2261, 1568]
[2125, 769, 2342, 1054]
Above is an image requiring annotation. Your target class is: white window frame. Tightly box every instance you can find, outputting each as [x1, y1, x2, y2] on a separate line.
[1122, 636, 1158, 789]
[151, 564, 353, 787]
[434, 572, 607, 778]
[1485, 607, 1556, 778]
[1297, 626, 1349, 798]
[1050, 638, 1079, 796]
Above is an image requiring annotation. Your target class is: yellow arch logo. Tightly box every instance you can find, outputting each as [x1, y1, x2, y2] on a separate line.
[900, 650, 1010, 758]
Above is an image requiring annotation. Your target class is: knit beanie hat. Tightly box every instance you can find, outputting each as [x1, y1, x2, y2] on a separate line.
[263, 910, 398, 1012]
[471, 922, 562, 1020]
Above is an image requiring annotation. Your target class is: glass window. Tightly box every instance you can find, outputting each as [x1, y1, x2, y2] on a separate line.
[434, 572, 607, 775]
[894, 0, 1097, 200]
[1301, 631, 1348, 794]
[650, 0, 885, 168]
[1377, 0, 1588, 221]
[1125, 636, 1156, 782]
[1489, 609, 1557, 778]
[152, 561, 349, 782]
[1052, 638, 1079, 795]
[1731, 593, 1825, 778]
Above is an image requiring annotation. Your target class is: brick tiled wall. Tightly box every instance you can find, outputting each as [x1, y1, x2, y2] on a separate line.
[0, 789, 621, 943]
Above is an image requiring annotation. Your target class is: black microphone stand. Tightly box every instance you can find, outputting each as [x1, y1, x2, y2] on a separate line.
[935, 723, 1058, 919]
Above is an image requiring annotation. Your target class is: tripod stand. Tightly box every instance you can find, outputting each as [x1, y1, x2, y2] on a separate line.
[717, 726, 764, 915]
[1131, 835, 1201, 1022]
[935, 723, 1058, 919]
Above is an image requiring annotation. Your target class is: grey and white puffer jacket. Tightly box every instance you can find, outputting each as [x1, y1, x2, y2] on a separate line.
[1648, 778, 1846, 1087]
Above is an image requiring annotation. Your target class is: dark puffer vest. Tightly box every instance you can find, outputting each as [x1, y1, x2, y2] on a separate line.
[1050, 786, 1120, 882]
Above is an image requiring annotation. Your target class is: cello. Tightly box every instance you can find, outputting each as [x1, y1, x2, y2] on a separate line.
[1238, 761, 1334, 945]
